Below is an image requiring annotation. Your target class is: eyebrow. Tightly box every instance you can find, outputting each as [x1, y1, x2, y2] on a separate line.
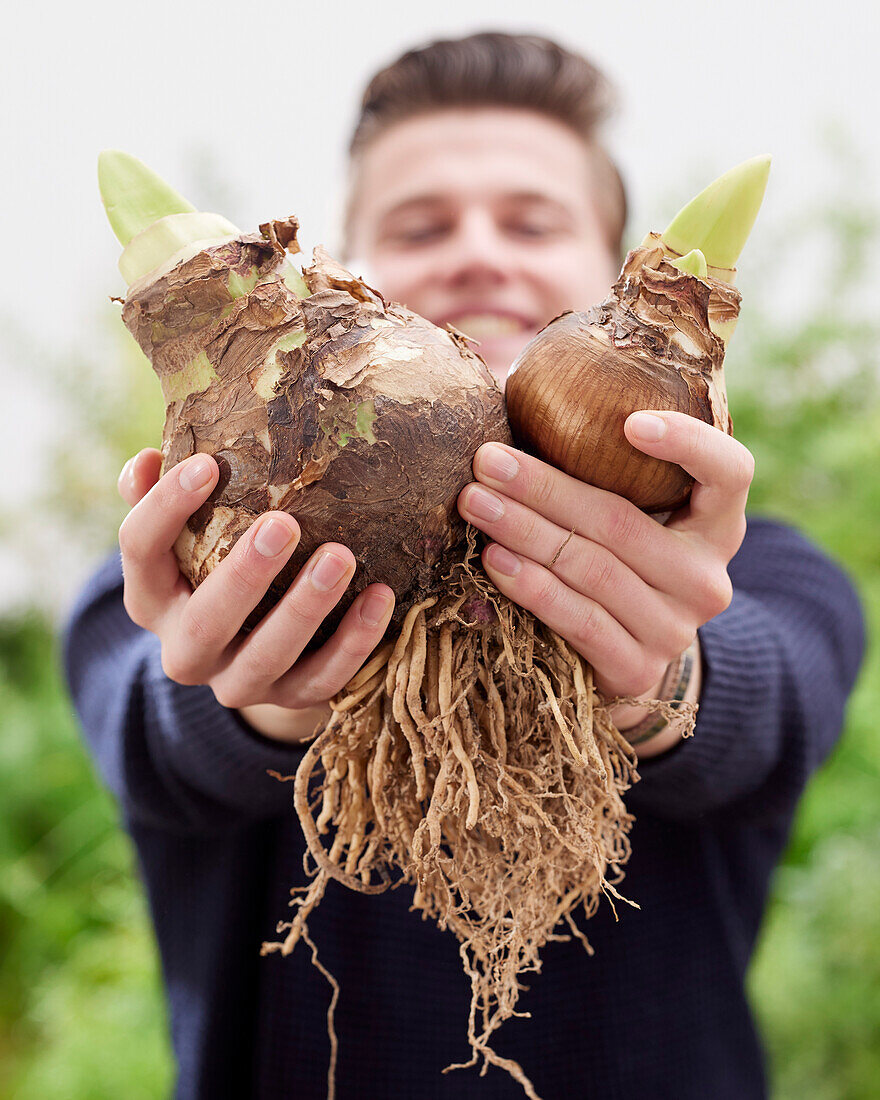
[378, 195, 451, 222]
[379, 191, 572, 222]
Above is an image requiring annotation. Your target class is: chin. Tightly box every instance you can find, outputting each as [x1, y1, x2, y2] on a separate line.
[481, 340, 536, 391]
[479, 357, 511, 391]
[497, 367, 514, 392]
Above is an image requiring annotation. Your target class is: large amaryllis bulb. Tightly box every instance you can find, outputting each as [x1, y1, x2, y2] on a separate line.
[119, 218, 511, 643]
[505, 156, 769, 513]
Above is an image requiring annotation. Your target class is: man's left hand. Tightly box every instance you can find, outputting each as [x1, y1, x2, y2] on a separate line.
[457, 410, 755, 707]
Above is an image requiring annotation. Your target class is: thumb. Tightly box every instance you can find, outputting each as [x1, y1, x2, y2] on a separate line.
[118, 448, 163, 507]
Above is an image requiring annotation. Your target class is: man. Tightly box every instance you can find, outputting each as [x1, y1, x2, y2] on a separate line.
[65, 32, 865, 1099]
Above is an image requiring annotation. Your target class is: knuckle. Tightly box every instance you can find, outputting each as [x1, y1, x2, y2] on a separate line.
[638, 654, 670, 696]
[673, 624, 698, 656]
[534, 573, 561, 616]
[688, 421, 711, 464]
[581, 547, 616, 594]
[731, 444, 756, 490]
[117, 517, 143, 564]
[153, 479, 183, 520]
[301, 673, 340, 705]
[605, 500, 645, 551]
[278, 683, 324, 710]
[211, 682, 249, 710]
[337, 632, 379, 666]
[224, 549, 260, 599]
[699, 569, 733, 618]
[230, 646, 270, 690]
[121, 586, 147, 627]
[160, 645, 200, 686]
[178, 607, 223, 653]
[571, 601, 601, 649]
[277, 592, 321, 638]
[726, 515, 748, 557]
[518, 509, 543, 550]
[529, 465, 557, 510]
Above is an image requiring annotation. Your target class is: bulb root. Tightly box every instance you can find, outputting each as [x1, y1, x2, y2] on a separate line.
[263, 528, 694, 1098]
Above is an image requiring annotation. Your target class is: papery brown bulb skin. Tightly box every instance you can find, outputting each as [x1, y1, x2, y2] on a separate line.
[506, 243, 740, 513]
[507, 313, 704, 511]
[122, 219, 511, 645]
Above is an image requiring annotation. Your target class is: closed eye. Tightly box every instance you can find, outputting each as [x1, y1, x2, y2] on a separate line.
[386, 222, 451, 246]
[503, 220, 562, 239]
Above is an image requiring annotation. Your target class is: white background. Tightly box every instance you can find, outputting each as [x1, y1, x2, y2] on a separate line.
[1, 0, 876, 614]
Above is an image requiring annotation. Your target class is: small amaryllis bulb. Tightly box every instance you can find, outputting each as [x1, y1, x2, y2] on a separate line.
[505, 157, 769, 513]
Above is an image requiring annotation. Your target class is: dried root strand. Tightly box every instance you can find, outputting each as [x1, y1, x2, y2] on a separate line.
[439, 623, 481, 830]
[264, 529, 668, 1100]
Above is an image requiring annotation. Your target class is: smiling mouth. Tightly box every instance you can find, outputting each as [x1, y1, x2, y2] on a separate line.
[448, 313, 533, 339]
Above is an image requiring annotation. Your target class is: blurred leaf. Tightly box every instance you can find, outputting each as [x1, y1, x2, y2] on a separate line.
[0, 614, 171, 1097]
[749, 828, 880, 1100]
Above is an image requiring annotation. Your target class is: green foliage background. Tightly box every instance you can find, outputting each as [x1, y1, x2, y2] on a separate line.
[1, 192, 878, 1099]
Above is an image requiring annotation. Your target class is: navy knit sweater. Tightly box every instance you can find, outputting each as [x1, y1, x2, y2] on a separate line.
[63, 517, 865, 1100]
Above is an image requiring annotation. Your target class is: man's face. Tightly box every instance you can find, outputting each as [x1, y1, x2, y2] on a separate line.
[345, 108, 622, 387]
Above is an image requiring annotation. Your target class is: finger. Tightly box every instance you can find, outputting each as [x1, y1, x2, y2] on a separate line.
[118, 453, 220, 627]
[117, 448, 163, 507]
[457, 483, 679, 649]
[164, 511, 302, 681]
[624, 411, 754, 548]
[217, 583, 396, 710]
[481, 542, 664, 698]
[471, 441, 690, 593]
[206, 542, 360, 700]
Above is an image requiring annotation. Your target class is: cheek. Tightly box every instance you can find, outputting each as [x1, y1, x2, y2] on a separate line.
[529, 242, 618, 314]
[366, 251, 437, 308]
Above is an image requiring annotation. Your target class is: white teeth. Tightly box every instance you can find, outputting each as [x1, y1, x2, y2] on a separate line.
[452, 314, 525, 338]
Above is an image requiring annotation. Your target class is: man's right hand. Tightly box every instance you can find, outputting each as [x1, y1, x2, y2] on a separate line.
[116, 449, 396, 743]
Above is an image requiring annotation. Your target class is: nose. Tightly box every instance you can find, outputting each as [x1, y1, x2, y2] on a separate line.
[442, 208, 512, 289]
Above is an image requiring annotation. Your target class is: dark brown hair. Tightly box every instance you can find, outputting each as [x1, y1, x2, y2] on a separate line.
[346, 31, 627, 254]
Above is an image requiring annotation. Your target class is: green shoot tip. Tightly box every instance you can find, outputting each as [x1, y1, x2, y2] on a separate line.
[661, 155, 771, 272]
[670, 248, 708, 280]
[98, 150, 196, 247]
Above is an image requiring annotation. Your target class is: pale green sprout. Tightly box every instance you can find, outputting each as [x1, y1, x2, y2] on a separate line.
[659, 155, 771, 276]
[670, 248, 709, 280]
[99, 150, 197, 246]
[119, 211, 241, 285]
[98, 149, 309, 295]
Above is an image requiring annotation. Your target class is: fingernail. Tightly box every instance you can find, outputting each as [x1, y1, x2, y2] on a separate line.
[179, 457, 213, 492]
[360, 590, 391, 626]
[464, 485, 505, 522]
[310, 551, 349, 592]
[478, 444, 519, 482]
[118, 458, 133, 489]
[254, 517, 295, 557]
[486, 544, 521, 576]
[629, 413, 667, 442]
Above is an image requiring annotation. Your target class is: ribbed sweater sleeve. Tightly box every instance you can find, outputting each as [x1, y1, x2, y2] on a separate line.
[628, 517, 866, 824]
[62, 550, 309, 835]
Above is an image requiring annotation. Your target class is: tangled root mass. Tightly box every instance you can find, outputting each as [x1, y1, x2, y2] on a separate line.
[262, 531, 696, 1099]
